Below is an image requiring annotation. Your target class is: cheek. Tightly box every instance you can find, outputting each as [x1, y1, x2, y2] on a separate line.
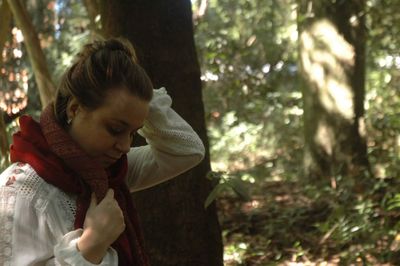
[83, 131, 116, 155]
[71, 119, 114, 156]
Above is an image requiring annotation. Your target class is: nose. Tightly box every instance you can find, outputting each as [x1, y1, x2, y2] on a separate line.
[114, 134, 131, 154]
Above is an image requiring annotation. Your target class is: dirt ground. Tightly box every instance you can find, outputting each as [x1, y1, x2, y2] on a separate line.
[218, 180, 396, 266]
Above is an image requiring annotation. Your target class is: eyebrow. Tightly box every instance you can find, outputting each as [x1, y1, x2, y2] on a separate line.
[111, 119, 144, 131]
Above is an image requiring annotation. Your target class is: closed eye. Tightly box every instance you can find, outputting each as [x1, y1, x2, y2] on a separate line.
[107, 126, 124, 136]
[106, 121, 143, 137]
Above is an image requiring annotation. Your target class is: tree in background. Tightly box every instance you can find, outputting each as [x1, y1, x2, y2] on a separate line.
[6, 0, 55, 107]
[298, 0, 370, 185]
[365, 0, 400, 179]
[99, 0, 223, 265]
[193, 0, 302, 179]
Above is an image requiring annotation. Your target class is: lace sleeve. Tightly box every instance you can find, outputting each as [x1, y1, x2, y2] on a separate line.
[0, 186, 16, 265]
[0, 163, 56, 265]
[126, 87, 205, 192]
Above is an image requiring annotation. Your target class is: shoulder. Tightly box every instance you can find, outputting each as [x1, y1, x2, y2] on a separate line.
[1, 162, 36, 188]
[0, 163, 68, 212]
[1, 162, 45, 196]
[1, 163, 76, 234]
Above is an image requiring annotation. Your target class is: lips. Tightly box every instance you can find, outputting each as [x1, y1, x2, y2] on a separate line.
[106, 155, 120, 160]
[103, 154, 121, 163]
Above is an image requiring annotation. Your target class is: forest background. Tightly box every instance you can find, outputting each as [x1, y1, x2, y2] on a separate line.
[0, 0, 399, 265]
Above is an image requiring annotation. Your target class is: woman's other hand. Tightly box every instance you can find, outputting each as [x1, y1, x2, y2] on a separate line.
[77, 189, 125, 263]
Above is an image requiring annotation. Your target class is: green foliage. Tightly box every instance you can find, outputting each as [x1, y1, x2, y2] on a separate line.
[0, 119, 19, 172]
[365, 0, 400, 179]
[195, 0, 299, 124]
[195, 0, 400, 264]
[1, 0, 400, 264]
[195, 0, 303, 180]
[204, 171, 251, 209]
[387, 194, 400, 211]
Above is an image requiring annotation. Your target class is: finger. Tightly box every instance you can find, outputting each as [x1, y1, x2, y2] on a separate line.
[105, 188, 114, 199]
[88, 193, 97, 209]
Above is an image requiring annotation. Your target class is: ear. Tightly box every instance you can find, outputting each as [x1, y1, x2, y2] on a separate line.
[66, 97, 81, 120]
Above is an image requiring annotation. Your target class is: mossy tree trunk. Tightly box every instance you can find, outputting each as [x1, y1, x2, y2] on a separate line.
[99, 1, 223, 265]
[298, 0, 370, 186]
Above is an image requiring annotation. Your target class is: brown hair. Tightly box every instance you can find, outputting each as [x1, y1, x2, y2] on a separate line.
[54, 37, 153, 126]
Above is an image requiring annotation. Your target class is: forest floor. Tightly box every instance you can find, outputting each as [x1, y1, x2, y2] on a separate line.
[218, 178, 398, 266]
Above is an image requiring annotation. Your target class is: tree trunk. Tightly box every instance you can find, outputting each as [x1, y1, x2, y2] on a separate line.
[298, 0, 370, 184]
[82, 0, 101, 37]
[7, 0, 55, 108]
[0, 0, 12, 66]
[0, 1, 12, 166]
[0, 110, 10, 168]
[99, 1, 223, 265]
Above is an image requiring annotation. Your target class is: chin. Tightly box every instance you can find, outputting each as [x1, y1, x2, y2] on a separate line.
[96, 158, 111, 168]
[102, 160, 114, 167]
[100, 162, 110, 168]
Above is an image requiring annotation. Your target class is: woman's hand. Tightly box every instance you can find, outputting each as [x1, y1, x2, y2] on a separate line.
[77, 189, 125, 264]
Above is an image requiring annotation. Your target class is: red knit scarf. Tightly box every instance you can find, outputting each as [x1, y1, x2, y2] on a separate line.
[10, 105, 150, 266]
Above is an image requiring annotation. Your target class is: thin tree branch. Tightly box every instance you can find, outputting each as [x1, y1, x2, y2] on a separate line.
[0, 0, 12, 65]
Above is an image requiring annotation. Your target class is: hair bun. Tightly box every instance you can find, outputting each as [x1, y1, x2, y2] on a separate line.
[103, 38, 138, 63]
[75, 37, 138, 64]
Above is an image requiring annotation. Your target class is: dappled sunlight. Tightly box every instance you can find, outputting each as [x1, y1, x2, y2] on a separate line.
[0, 0, 397, 264]
[1, 27, 29, 115]
[0, 89, 28, 115]
[300, 19, 355, 121]
[326, 76, 354, 120]
[200, 70, 219, 81]
[202, 0, 400, 264]
[209, 111, 276, 173]
[278, 260, 340, 265]
[315, 120, 335, 156]
[313, 20, 354, 64]
[241, 198, 263, 213]
[224, 242, 249, 265]
[377, 55, 400, 69]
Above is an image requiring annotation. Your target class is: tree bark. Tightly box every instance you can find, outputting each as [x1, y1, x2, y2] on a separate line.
[82, 0, 101, 37]
[0, 110, 10, 167]
[7, 0, 55, 108]
[0, 1, 12, 165]
[99, 1, 223, 265]
[298, 0, 370, 184]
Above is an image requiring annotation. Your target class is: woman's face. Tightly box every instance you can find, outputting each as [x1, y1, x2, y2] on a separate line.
[67, 88, 149, 167]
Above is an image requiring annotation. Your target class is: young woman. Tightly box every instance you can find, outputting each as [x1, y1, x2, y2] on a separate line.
[0, 38, 205, 265]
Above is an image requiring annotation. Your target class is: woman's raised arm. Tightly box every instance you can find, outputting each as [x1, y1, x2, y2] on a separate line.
[126, 87, 205, 192]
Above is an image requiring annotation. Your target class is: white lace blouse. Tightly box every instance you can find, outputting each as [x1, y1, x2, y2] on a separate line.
[0, 88, 205, 265]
